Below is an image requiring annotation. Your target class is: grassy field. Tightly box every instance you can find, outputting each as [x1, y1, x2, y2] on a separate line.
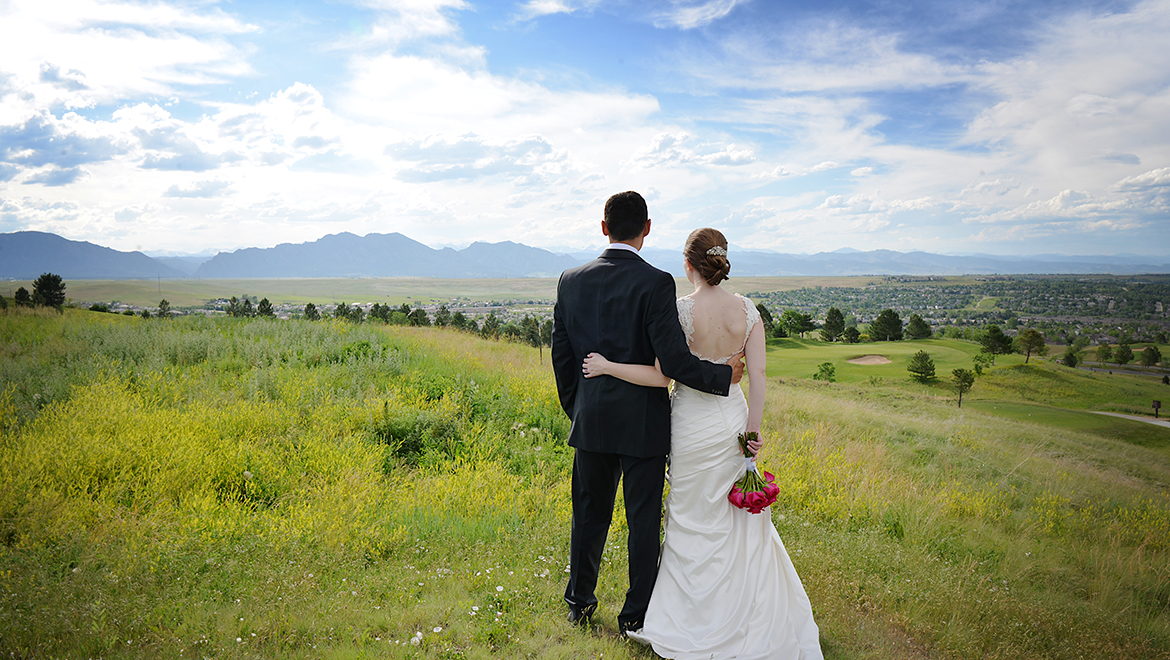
[764, 337, 1006, 384]
[6, 276, 884, 308]
[2, 308, 1169, 659]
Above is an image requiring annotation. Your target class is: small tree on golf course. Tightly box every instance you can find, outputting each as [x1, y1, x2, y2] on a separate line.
[952, 368, 975, 407]
[1141, 345, 1162, 368]
[871, 309, 903, 341]
[979, 325, 1014, 364]
[1016, 328, 1047, 364]
[906, 314, 932, 340]
[1096, 342, 1113, 365]
[1115, 344, 1134, 366]
[907, 350, 936, 383]
[820, 307, 845, 342]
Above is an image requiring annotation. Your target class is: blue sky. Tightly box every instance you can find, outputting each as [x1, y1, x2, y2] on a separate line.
[0, 0, 1167, 257]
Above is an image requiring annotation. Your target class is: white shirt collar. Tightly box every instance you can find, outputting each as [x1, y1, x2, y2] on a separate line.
[605, 242, 640, 255]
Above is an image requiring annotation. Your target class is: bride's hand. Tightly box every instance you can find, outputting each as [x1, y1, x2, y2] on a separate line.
[746, 433, 763, 456]
[582, 352, 612, 378]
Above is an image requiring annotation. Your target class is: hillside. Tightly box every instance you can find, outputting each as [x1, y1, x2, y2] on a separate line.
[194, 233, 580, 278]
[0, 231, 186, 280]
[1, 309, 1167, 658]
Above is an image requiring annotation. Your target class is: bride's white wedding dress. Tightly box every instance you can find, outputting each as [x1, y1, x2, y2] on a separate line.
[626, 294, 823, 660]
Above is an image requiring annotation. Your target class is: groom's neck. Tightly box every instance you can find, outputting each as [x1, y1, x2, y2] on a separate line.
[609, 237, 645, 251]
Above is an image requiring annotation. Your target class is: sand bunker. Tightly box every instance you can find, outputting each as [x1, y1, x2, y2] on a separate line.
[847, 355, 892, 365]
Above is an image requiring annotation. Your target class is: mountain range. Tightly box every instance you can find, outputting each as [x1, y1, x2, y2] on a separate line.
[3, 230, 1169, 280]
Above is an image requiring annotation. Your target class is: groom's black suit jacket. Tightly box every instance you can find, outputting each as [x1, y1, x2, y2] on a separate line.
[552, 248, 733, 457]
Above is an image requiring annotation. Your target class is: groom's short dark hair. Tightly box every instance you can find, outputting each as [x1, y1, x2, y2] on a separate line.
[604, 191, 648, 242]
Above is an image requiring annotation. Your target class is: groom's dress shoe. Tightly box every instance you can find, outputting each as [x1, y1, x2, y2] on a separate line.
[618, 619, 643, 637]
[567, 604, 596, 626]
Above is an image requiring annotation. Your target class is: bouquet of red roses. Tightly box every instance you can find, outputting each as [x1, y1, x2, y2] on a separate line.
[727, 431, 780, 514]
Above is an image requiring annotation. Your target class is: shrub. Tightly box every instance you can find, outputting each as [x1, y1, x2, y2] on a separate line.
[813, 362, 836, 382]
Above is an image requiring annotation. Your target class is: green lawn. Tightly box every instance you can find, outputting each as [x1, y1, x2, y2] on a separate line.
[765, 337, 1023, 384]
[965, 400, 1170, 456]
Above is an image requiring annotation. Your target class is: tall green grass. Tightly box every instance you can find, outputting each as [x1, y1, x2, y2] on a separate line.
[1, 310, 1168, 658]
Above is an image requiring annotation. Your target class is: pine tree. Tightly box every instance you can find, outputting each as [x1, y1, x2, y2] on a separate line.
[906, 314, 931, 340]
[1016, 328, 1047, 363]
[14, 287, 31, 307]
[1115, 344, 1134, 366]
[952, 368, 975, 407]
[304, 302, 320, 321]
[907, 350, 936, 383]
[481, 313, 501, 339]
[755, 303, 774, 335]
[870, 309, 903, 341]
[158, 299, 171, 319]
[820, 307, 845, 342]
[31, 273, 66, 309]
[257, 298, 275, 317]
[978, 325, 1013, 364]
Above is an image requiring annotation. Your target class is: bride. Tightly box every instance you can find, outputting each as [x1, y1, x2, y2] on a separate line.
[581, 228, 823, 660]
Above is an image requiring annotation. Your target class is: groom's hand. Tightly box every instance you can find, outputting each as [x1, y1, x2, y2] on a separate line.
[729, 352, 745, 384]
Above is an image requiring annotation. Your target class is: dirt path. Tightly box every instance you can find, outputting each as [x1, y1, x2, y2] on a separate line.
[1090, 411, 1170, 429]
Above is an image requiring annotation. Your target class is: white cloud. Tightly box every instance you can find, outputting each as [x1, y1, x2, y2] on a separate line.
[960, 179, 1020, 198]
[515, 0, 593, 20]
[653, 0, 755, 29]
[850, 166, 873, 177]
[0, 0, 255, 119]
[342, 0, 468, 45]
[683, 22, 969, 93]
[164, 180, 233, 198]
[624, 132, 756, 170]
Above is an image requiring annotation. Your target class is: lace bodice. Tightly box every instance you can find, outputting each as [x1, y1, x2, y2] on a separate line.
[676, 294, 761, 365]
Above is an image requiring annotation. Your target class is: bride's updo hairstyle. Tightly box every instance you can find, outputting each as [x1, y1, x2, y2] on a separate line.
[684, 228, 730, 287]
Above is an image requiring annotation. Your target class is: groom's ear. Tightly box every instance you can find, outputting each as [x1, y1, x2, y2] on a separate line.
[643, 218, 651, 238]
[601, 220, 611, 238]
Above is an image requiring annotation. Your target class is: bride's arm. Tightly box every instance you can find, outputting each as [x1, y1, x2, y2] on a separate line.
[744, 322, 767, 446]
[582, 354, 671, 388]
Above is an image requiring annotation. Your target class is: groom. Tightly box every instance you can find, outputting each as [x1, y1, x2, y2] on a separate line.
[551, 191, 742, 633]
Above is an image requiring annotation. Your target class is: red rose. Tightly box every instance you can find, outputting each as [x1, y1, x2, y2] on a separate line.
[728, 489, 745, 508]
[744, 491, 768, 510]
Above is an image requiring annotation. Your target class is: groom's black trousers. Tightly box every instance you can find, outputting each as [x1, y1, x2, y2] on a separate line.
[564, 447, 666, 628]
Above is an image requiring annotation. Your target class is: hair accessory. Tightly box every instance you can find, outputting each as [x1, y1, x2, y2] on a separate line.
[706, 245, 727, 256]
